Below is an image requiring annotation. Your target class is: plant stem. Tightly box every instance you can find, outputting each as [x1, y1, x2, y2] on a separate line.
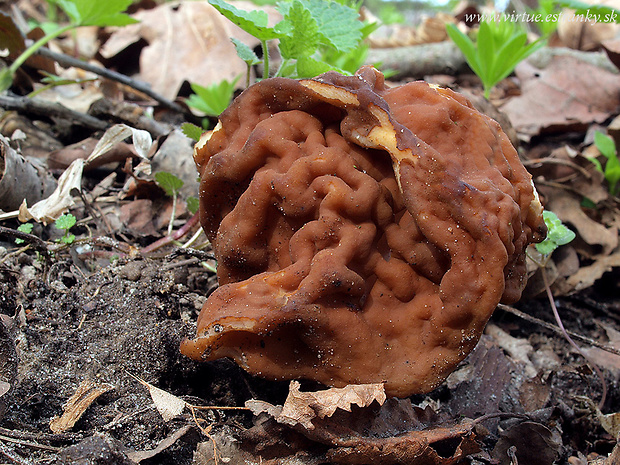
[261, 39, 269, 79]
[167, 193, 178, 237]
[8, 24, 75, 77]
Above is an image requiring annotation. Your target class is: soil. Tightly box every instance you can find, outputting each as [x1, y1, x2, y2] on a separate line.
[0, 239, 619, 464]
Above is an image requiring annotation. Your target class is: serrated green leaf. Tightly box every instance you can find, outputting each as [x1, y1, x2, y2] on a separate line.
[181, 123, 204, 142]
[535, 210, 575, 255]
[186, 196, 200, 215]
[55, 214, 77, 231]
[304, 0, 362, 52]
[277, 1, 320, 59]
[155, 172, 184, 197]
[56, 0, 137, 27]
[231, 38, 260, 65]
[209, 0, 279, 40]
[15, 223, 34, 245]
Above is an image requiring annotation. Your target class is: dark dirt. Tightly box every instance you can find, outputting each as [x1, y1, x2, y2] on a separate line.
[0, 240, 619, 464]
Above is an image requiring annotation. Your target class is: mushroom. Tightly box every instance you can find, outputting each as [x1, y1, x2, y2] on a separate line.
[181, 66, 546, 397]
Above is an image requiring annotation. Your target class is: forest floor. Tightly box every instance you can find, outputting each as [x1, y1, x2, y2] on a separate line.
[1, 1, 620, 464]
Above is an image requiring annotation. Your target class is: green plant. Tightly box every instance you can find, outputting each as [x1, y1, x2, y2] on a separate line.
[14, 223, 34, 245]
[535, 210, 576, 255]
[0, 0, 137, 92]
[185, 76, 241, 122]
[181, 123, 204, 142]
[589, 131, 620, 196]
[209, 0, 365, 79]
[527, 0, 562, 36]
[55, 213, 77, 244]
[446, 16, 545, 99]
[155, 171, 184, 235]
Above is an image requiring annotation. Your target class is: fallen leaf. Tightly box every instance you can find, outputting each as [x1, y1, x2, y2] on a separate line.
[132, 375, 186, 422]
[101, 1, 247, 100]
[18, 158, 84, 224]
[87, 123, 153, 175]
[271, 381, 386, 430]
[502, 54, 620, 140]
[566, 248, 620, 291]
[244, 385, 480, 465]
[547, 194, 618, 255]
[49, 379, 114, 433]
[492, 421, 562, 465]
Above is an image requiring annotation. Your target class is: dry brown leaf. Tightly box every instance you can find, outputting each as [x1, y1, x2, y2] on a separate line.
[582, 324, 620, 376]
[557, 9, 619, 51]
[547, 195, 618, 254]
[18, 158, 84, 224]
[49, 380, 114, 433]
[132, 375, 186, 422]
[566, 249, 620, 291]
[502, 55, 620, 140]
[492, 421, 562, 465]
[101, 1, 246, 100]
[277, 381, 386, 430]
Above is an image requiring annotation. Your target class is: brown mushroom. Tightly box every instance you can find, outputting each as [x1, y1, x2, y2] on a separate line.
[181, 66, 546, 397]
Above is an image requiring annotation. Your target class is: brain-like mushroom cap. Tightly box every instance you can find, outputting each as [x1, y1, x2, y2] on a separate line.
[181, 67, 546, 397]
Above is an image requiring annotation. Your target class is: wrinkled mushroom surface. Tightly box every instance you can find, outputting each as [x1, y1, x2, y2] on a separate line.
[181, 67, 546, 397]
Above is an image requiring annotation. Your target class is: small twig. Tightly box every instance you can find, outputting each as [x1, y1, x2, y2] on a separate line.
[497, 304, 620, 357]
[169, 246, 215, 262]
[0, 434, 60, 452]
[0, 441, 34, 465]
[0, 226, 49, 255]
[36, 47, 188, 115]
[523, 157, 593, 179]
[0, 93, 108, 130]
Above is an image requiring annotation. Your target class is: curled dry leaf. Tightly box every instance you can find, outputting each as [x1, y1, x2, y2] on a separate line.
[18, 158, 84, 224]
[17, 124, 153, 224]
[0, 134, 57, 212]
[245, 388, 480, 465]
[49, 379, 114, 433]
[284, 381, 386, 430]
[247, 381, 386, 431]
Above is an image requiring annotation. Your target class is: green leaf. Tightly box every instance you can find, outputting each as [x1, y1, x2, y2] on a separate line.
[60, 233, 76, 244]
[594, 131, 616, 160]
[15, 223, 34, 245]
[304, 0, 362, 52]
[296, 56, 337, 78]
[55, 214, 76, 231]
[231, 38, 260, 65]
[445, 24, 482, 78]
[209, 0, 279, 40]
[55, 0, 137, 27]
[155, 172, 184, 197]
[535, 210, 576, 255]
[277, 1, 320, 59]
[186, 76, 240, 117]
[186, 196, 200, 215]
[181, 123, 204, 142]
